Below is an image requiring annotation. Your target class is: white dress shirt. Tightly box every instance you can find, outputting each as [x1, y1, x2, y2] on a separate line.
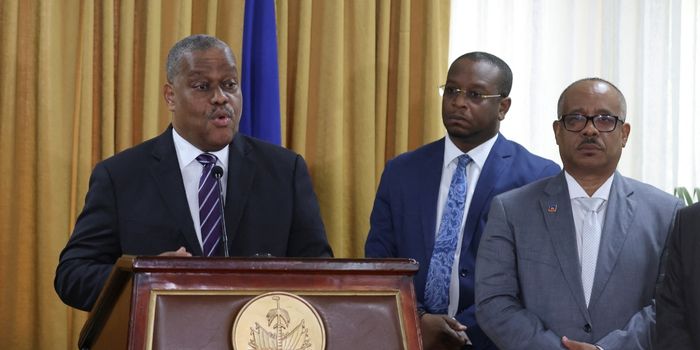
[172, 128, 229, 249]
[436, 133, 498, 317]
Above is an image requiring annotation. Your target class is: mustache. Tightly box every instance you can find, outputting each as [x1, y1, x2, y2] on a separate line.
[577, 137, 603, 149]
[207, 107, 235, 120]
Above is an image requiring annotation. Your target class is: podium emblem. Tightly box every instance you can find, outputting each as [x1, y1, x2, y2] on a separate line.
[232, 292, 326, 350]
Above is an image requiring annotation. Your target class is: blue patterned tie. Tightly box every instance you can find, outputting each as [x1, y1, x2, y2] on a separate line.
[196, 153, 223, 256]
[424, 154, 471, 314]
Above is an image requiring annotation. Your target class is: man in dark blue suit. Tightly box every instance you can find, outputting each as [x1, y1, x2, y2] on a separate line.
[55, 35, 332, 311]
[365, 52, 559, 349]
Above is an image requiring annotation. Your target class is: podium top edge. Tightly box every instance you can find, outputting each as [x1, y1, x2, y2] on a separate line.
[117, 256, 419, 273]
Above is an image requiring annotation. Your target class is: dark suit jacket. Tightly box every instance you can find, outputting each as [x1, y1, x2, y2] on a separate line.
[364, 134, 560, 349]
[656, 202, 700, 349]
[55, 127, 332, 311]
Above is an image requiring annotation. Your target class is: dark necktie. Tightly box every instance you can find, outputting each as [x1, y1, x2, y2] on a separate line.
[196, 153, 223, 256]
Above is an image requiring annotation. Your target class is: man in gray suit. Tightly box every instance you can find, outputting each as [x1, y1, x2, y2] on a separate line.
[474, 78, 682, 350]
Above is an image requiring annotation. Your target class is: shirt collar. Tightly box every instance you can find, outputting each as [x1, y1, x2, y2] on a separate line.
[443, 133, 499, 170]
[564, 171, 614, 200]
[172, 128, 229, 171]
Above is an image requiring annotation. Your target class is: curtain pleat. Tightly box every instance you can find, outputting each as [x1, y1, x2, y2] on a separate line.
[0, 0, 449, 348]
[278, 0, 449, 256]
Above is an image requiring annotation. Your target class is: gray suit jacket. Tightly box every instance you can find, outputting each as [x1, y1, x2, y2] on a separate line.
[475, 172, 682, 350]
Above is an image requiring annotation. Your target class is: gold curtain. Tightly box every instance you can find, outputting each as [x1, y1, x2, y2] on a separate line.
[0, 0, 449, 348]
[278, 0, 450, 258]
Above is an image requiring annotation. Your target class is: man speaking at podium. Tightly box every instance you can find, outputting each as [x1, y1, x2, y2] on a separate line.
[55, 34, 332, 311]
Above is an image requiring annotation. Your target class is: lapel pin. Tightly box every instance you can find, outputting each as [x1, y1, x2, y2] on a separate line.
[547, 204, 558, 213]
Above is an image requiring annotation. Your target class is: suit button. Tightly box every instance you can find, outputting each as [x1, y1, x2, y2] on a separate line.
[583, 324, 592, 333]
[459, 270, 468, 277]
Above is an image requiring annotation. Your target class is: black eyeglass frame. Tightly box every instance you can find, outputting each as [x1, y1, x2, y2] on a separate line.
[558, 114, 624, 132]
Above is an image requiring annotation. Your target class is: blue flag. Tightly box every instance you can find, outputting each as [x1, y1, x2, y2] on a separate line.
[240, 0, 281, 145]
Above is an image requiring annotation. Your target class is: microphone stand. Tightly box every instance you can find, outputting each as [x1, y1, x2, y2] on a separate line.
[212, 166, 229, 257]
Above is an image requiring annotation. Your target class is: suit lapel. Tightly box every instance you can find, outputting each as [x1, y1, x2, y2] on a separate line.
[150, 128, 203, 256]
[421, 140, 446, 259]
[540, 173, 590, 319]
[461, 134, 511, 255]
[224, 133, 256, 250]
[589, 172, 634, 307]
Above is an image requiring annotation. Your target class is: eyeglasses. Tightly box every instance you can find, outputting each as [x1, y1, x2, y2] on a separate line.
[558, 114, 623, 132]
[439, 85, 504, 103]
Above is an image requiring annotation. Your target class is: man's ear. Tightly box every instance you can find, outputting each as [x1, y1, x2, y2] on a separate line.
[553, 120, 562, 145]
[621, 122, 631, 147]
[498, 97, 512, 120]
[164, 83, 175, 111]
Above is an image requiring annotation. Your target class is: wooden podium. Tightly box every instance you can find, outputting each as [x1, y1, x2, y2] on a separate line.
[78, 256, 422, 350]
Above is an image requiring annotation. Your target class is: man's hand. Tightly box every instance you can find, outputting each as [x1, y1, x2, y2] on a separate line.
[420, 313, 469, 349]
[158, 246, 192, 257]
[562, 336, 598, 350]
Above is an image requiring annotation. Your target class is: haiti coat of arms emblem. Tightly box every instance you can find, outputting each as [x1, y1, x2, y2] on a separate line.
[232, 292, 326, 350]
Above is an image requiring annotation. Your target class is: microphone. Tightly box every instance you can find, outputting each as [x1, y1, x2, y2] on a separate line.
[212, 165, 229, 257]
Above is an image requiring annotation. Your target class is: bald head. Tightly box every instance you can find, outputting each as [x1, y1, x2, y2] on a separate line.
[557, 78, 627, 120]
[554, 77, 631, 182]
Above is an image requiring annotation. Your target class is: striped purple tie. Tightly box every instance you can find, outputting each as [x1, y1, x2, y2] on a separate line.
[196, 153, 223, 256]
